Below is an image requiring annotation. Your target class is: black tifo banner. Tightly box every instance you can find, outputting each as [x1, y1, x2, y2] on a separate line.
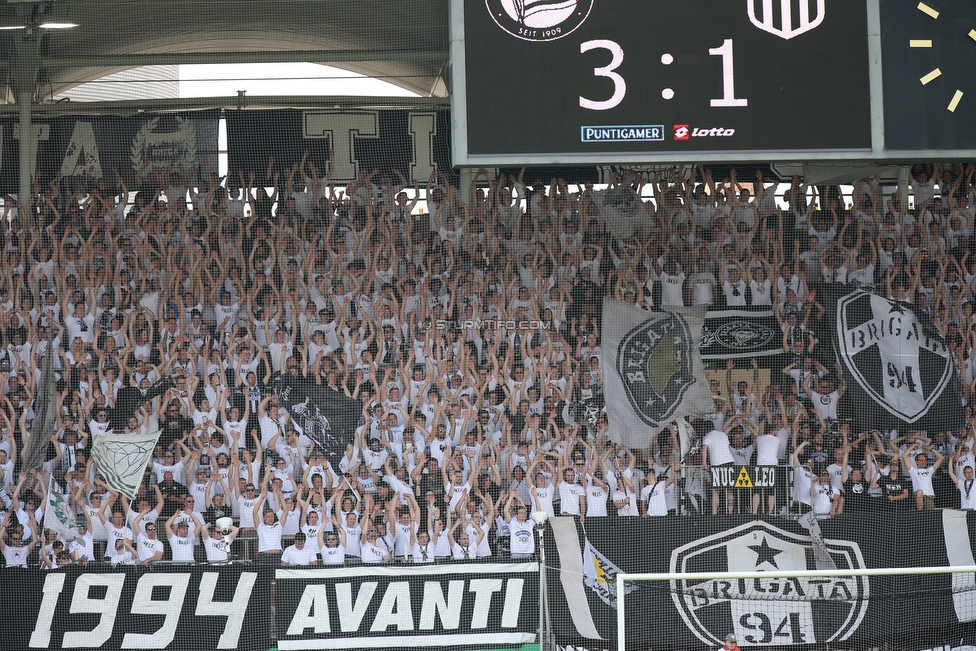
[275, 563, 539, 650]
[2, 565, 270, 650]
[0, 111, 219, 192]
[226, 109, 456, 185]
[2, 562, 538, 651]
[547, 513, 976, 651]
[0, 108, 452, 193]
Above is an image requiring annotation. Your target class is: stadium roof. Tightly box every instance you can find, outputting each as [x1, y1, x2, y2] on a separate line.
[0, 0, 449, 105]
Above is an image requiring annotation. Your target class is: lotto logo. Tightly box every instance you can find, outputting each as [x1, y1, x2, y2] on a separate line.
[673, 125, 689, 141]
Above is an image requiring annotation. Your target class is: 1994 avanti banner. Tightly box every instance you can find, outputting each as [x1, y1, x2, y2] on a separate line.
[2, 562, 538, 651]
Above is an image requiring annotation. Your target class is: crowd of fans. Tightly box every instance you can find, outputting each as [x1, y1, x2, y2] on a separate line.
[1, 160, 975, 569]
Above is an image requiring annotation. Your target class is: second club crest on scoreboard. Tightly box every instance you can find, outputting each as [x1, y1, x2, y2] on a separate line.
[748, 0, 826, 40]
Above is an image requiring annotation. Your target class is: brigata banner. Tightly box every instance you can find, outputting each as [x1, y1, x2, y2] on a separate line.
[4, 565, 270, 651]
[828, 287, 965, 432]
[275, 562, 539, 650]
[601, 299, 712, 450]
[547, 512, 976, 651]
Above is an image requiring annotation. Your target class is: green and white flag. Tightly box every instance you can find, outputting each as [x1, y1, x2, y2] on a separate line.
[90, 430, 162, 500]
[44, 474, 78, 540]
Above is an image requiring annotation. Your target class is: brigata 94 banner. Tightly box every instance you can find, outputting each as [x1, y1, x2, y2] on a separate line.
[546, 512, 976, 651]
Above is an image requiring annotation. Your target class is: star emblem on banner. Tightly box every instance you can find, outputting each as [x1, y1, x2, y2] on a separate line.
[748, 536, 784, 569]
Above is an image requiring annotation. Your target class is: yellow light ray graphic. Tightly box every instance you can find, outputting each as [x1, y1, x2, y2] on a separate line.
[948, 90, 963, 112]
[917, 3, 939, 19]
[920, 68, 942, 85]
[910, 39, 933, 47]
[969, 29, 976, 41]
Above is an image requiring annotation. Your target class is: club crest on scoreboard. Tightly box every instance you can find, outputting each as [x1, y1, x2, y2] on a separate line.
[747, 0, 826, 40]
[669, 520, 869, 647]
[486, 0, 594, 42]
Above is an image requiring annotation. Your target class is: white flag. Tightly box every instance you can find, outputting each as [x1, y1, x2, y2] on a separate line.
[44, 475, 78, 540]
[90, 430, 162, 500]
[583, 537, 637, 609]
[601, 299, 712, 450]
[590, 186, 651, 240]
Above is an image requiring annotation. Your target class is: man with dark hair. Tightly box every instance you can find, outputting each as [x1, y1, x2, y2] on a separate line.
[875, 459, 910, 510]
[902, 441, 944, 510]
[159, 470, 190, 518]
[282, 531, 318, 565]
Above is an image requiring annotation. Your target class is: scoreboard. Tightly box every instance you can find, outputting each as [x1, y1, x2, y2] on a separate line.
[449, 0, 976, 165]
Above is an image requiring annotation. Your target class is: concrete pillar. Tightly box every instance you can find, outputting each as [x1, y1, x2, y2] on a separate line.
[898, 166, 910, 210]
[18, 90, 31, 216]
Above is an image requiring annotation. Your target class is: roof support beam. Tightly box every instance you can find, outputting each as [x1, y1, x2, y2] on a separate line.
[31, 49, 445, 68]
[0, 95, 450, 115]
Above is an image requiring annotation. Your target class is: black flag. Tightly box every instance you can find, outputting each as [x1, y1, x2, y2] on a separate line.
[269, 374, 363, 460]
[829, 287, 965, 433]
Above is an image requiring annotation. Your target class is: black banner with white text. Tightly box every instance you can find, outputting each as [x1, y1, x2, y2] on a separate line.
[3, 564, 270, 651]
[225, 108, 455, 185]
[275, 563, 539, 650]
[0, 111, 219, 192]
[828, 287, 966, 433]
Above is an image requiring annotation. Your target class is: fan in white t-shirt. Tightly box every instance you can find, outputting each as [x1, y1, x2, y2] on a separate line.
[281, 532, 319, 565]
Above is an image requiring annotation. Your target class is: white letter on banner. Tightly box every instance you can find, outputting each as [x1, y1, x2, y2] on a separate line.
[408, 112, 436, 183]
[286, 585, 332, 636]
[121, 573, 190, 648]
[370, 581, 414, 632]
[196, 571, 257, 648]
[501, 579, 524, 628]
[419, 580, 464, 630]
[336, 582, 377, 632]
[468, 579, 504, 629]
[63, 573, 126, 648]
[13, 123, 50, 176]
[302, 111, 378, 183]
[29, 573, 66, 647]
[60, 121, 103, 178]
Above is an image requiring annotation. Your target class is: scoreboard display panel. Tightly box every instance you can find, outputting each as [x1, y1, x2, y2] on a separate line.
[449, 0, 976, 165]
[451, 0, 872, 164]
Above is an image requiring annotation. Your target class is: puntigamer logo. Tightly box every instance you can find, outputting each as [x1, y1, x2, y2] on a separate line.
[486, 0, 594, 42]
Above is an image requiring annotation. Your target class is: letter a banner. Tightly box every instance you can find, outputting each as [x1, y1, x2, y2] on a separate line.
[831, 287, 965, 432]
[601, 299, 712, 449]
